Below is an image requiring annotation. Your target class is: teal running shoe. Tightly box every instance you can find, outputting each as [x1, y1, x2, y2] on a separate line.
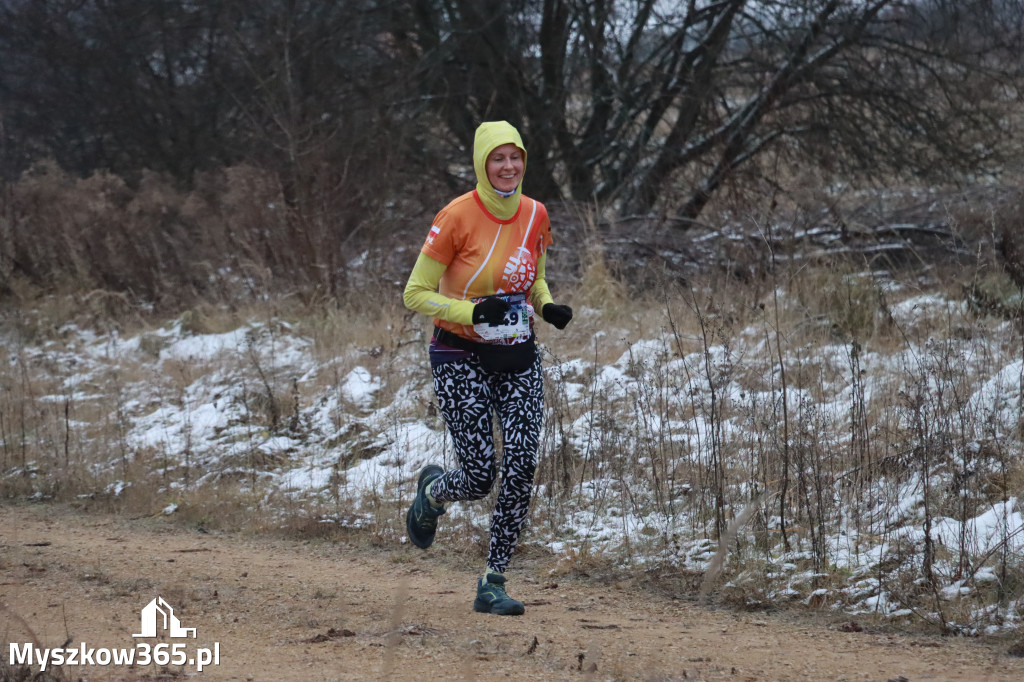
[406, 465, 445, 549]
[473, 572, 525, 616]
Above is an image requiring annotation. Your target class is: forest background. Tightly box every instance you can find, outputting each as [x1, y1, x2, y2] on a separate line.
[4, 0, 1024, 649]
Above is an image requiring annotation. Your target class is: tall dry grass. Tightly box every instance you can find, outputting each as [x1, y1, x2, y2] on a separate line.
[0, 161, 421, 316]
[3, 166, 1024, 635]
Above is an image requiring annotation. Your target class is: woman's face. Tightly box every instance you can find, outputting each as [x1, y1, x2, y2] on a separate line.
[485, 143, 524, 193]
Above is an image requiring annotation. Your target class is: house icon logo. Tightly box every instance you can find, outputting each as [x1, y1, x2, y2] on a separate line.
[133, 597, 197, 638]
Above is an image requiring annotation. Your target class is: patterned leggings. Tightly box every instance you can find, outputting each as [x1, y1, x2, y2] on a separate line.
[427, 353, 544, 573]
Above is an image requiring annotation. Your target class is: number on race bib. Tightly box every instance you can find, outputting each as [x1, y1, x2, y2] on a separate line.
[473, 293, 533, 344]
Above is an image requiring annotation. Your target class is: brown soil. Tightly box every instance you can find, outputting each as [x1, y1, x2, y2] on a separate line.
[2, 503, 1022, 681]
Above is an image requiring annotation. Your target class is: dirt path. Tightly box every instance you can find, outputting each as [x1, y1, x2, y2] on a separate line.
[2, 504, 1021, 681]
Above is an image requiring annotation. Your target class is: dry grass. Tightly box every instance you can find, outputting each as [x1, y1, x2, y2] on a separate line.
[4, 166, 1024, 635]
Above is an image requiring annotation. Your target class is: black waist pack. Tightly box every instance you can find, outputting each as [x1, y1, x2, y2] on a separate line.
[433, 326, 538, 373]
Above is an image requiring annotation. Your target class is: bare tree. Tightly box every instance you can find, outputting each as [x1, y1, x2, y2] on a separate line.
[391, 0, 1023, 226]
[2, 0, 1020, 233]
[0, 0, 241, 180]
[0, 0, 431, 296]
[215, 0, 416, 290]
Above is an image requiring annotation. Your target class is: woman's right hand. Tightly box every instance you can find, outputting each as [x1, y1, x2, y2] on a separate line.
[473, 297, 512, 325]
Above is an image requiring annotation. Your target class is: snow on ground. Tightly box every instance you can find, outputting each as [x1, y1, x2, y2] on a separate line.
[2, 297, 1023, 633]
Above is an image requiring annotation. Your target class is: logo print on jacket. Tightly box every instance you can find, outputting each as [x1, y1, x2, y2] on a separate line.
[498, 246, 536, 292]
[426, 225, 441, 246]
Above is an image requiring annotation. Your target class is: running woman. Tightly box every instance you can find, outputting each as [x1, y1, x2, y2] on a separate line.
[403, 121, 573, 616]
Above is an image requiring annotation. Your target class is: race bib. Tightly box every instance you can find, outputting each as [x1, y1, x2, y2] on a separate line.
[473, 292, 533, 344]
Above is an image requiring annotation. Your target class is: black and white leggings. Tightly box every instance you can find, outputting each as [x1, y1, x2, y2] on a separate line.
[427, 353, 544, 574]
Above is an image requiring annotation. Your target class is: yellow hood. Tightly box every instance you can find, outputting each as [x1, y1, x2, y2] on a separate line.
[473, 121, 526, 221]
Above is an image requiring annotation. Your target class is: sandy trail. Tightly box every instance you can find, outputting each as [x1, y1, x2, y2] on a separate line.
[1, 503, 1021, 681]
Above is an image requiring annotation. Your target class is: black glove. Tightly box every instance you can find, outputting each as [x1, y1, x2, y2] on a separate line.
[542, 303, 573, 330]
[473, 296, 511, 325]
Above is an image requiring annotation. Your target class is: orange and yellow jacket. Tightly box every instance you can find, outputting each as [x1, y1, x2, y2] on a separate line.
[404, 121, 555, 341]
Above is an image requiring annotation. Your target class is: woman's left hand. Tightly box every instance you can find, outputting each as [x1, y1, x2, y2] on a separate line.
[542, 303, 573, 329]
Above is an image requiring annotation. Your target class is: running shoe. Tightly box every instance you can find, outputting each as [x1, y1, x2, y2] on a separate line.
[473, 571, 525, 616]
[405, 465, 445, 549]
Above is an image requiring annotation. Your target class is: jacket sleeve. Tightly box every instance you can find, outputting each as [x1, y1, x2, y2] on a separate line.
[528, 251, 555, 313]
[403, 252, 476, 325]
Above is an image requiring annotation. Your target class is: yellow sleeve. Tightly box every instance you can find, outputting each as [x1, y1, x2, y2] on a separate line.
[403, 252, 476, 325]
[528, 251, 555, 312]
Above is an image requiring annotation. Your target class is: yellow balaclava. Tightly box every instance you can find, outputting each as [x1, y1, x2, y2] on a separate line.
[473, 121, 526, 221]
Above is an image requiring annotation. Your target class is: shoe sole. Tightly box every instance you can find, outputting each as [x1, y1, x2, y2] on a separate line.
[473, 598, 525, 616]
[406, 465, 444, 549]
